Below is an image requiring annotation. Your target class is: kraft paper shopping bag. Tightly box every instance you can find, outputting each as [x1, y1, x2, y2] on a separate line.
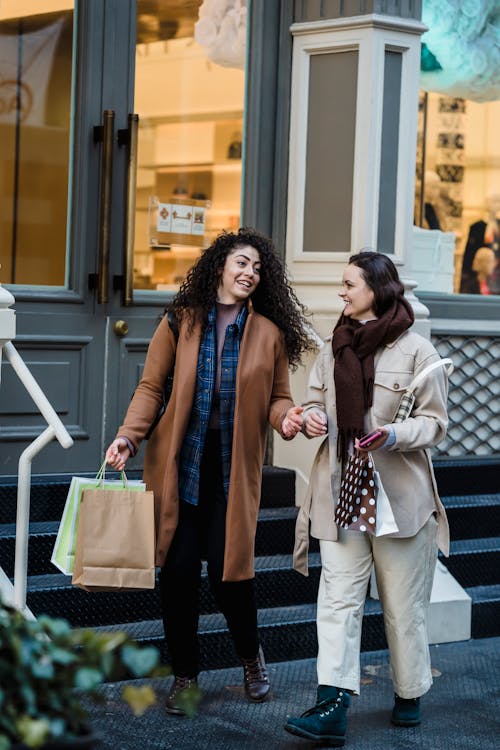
[51, 465, 145, 575]
[72, 486, 155, 592]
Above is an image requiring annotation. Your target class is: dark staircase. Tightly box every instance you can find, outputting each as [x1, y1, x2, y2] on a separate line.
[0, 458, 498, 669]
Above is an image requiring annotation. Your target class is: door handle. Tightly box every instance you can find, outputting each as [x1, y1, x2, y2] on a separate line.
[113, 319, 129, 337]
[93, 109, 115, 304]
[118, 114, 139, 306]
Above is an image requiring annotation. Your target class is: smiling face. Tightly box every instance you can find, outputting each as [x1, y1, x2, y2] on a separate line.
[339, 264, 376, 321]
[217, 244, 261, 304]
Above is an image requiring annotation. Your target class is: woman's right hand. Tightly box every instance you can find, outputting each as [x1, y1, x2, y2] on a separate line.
[105, 438, 131, 471]
[304, 411, 328, 438]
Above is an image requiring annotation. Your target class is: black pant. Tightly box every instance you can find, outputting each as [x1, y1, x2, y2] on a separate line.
[159, 430, 259, 677]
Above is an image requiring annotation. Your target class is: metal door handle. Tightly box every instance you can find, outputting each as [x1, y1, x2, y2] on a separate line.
[114, 319, 129, 337]
[93, 109, 115, 304]
[118, 114, 139, 306]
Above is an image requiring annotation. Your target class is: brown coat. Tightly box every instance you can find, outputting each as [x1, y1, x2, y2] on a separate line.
[117, 303, 294, 581]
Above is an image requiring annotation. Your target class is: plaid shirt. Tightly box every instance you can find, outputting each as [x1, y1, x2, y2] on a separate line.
[178, 304, 248, 505]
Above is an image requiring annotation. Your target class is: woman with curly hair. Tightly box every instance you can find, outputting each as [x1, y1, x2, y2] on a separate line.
[105, 227, 313, 714]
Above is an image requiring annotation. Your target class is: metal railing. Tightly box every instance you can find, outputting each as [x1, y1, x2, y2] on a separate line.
[0, 283, 73, 615]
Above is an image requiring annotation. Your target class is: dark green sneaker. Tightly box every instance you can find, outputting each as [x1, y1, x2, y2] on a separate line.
[391, 694, 421, 726]
[284, 685, 350, 746]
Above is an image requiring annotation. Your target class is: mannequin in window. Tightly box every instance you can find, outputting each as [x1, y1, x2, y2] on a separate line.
[422, 170, 443, 230]
[471, 246, 496, 295]
[421, 170, 455, 232]
[460, 191, 500, 294]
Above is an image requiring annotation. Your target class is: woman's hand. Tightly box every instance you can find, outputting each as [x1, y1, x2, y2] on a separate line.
[355, 427, 388, 452]
[282, 406, 304, 438]
[105, 438, 131, 471]
[303, 410, 328, 438]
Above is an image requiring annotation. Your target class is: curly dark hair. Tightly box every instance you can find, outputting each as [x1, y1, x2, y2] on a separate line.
[167, 227, 315, 369]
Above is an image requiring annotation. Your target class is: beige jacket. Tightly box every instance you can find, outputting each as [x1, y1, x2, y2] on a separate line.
[294, 329, 450, 575]
[117, 303, 294, 582]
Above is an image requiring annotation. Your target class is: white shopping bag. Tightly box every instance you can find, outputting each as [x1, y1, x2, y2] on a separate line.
[374, 471, 399, 536]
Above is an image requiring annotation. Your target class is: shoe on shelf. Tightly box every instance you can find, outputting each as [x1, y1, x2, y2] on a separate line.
[284, 685, 350, 746]
[391, 693, 421, 726]
[242, 645, 270, 702]
[165, 675, 198, 716]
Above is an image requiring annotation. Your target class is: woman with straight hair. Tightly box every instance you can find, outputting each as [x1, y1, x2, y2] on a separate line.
[285, 251, 450, 747]
[105, 228, 313, 715]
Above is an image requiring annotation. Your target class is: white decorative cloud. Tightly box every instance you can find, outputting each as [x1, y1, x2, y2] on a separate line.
[194, 0, 247, 70]
[421, 0, 500, 101]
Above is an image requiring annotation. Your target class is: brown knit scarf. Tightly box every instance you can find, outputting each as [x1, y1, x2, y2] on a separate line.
[332, 297, 414, 460]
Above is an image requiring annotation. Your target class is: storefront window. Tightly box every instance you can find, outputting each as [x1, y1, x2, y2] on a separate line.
[414, 0, 500, 299]
[0, 1, 74, 286]
[133, 0, 247, 291]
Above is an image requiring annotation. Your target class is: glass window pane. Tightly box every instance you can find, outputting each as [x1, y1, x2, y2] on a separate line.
[0, 1, 74, 286]
[133, 0, 246, 292]
[414, 92, 500, 297]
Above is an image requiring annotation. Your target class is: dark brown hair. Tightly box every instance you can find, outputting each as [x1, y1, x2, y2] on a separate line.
[348, 251, 405, 317]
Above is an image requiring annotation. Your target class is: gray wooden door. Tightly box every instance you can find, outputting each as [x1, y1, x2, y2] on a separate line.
[0, 1, 165, 475]
[0, 0, 255, 476]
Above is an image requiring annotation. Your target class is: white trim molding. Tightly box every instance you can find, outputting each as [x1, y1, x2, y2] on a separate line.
[286, 14, 425, 311]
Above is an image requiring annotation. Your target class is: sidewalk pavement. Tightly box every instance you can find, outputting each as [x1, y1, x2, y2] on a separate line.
[87, 637, 500, 750]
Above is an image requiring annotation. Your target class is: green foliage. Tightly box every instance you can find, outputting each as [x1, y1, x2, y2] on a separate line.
[0, 599, 166, 749]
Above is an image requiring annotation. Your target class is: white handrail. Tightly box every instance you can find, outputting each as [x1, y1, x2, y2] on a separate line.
[1, 341, 73, 613]
[3, 342, 73, 449]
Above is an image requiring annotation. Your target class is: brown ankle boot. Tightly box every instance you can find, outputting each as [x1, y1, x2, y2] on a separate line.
[165, 675, 198, 716]
[242, 646, 270, 702]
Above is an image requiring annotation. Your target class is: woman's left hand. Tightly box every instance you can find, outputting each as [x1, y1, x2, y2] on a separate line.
[355, 427, 389, 452]
[282, 405, 304, 438]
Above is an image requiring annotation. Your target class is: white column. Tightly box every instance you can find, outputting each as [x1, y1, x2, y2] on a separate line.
[285, 14, 428, 333]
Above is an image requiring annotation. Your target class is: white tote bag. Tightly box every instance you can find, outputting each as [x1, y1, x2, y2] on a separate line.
[373, 470, 399, 536]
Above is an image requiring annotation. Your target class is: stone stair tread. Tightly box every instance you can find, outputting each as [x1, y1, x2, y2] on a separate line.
[0, 510, 297, 540]
[26, 551, 323, 591]
[466, 584, 500, 602]
[92, 598, 384, 640]
[258, 506, 297, 520]
[23, 535, 496, 591]
[4, 457, 499, 663]
[448, 536, 500, 553]
[442, 493, 500, 507]
[0, 520, 58, 537]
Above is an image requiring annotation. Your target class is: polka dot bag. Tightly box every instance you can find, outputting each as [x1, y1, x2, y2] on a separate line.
[335, 451, 379, 534]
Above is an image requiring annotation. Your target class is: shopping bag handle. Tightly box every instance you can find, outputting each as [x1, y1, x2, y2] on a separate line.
[96, 460, 129, 487]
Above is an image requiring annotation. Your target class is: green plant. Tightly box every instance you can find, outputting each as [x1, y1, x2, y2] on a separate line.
[0, 598, 168, 749]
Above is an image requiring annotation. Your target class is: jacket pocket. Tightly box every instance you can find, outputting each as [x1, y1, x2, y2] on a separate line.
[372, 370, 413, 423]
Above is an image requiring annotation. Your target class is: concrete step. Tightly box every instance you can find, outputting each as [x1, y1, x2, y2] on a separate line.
[92, 598, 388, 670]
[0, 465, 296, 524]
[0, 507, 314, 578]
[468, 584, 500, 639]
[25, 555, 322, 627]
[3, 456, 499, 673]
[443, 494, 500, 540]
[433, 458, 500, 497]
[90, 580, 500, 672]
[440, 536, 500, 588]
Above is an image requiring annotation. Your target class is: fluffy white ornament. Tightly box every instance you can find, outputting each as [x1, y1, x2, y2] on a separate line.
[194, 0, 247, 69]
[421, 0, 500, 101]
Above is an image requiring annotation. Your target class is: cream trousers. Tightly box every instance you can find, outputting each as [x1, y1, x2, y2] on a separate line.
[317, 515, 438, 698]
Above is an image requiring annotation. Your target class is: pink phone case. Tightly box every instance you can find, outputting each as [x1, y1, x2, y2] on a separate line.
[359, 429, 383, 448]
